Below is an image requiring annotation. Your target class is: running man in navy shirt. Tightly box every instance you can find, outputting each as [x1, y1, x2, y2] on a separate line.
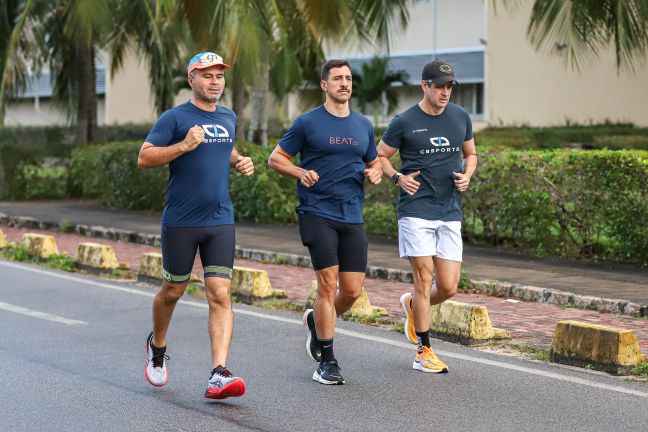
[268, 59, 382, 385]
[138, 52, 253, 399]
[378, 59, 478, 374]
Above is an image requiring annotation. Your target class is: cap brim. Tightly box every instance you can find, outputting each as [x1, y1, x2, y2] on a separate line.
[430, 76, 459, 85]
[188, 63, 231, 74]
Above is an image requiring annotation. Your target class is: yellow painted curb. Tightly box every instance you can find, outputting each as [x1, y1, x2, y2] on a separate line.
[138, 252, 163, 280]
[76, 242, 119, 270]
[550, 320, 645, 374]
[231, 266, 281, 298]
[0, 228, 6, 249]
[20, 233, 59, 259]
[429, 300, 510, 345]
[347, 287, 388, 318]
[305, 280, 318, 307]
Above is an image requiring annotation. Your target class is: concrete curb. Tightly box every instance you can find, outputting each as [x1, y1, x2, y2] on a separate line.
[550, 320, 645, 375]
[2, 213, 646, 317]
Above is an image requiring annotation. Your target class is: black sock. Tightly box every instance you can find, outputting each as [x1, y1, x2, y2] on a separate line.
[318, 337, 335, 362]
[416, 330, 430, 353]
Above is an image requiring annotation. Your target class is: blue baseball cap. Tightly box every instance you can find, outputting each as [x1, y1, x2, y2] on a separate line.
[187, 52, 230, 75]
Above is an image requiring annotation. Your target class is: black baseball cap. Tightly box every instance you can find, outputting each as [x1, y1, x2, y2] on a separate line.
[421, 59, 459, 85]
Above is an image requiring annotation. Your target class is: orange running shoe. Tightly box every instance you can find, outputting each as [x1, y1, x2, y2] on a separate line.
[413, 346, 449, 373]
[399, 292, 417, 345]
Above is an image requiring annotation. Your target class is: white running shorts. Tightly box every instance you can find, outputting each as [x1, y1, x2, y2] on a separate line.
[398, 217, 463, 262]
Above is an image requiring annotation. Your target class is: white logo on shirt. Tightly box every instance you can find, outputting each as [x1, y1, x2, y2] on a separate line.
[202, 124, 230, 138]
[430, 137, 450, 147]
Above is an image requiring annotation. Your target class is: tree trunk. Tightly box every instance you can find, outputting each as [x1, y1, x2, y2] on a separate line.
[247, 65, 269, 145]
[231, 74, 248, 142]
[74, 42, 97, 144]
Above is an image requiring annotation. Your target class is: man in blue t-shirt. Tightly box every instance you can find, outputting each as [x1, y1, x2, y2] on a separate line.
[378, 59, 478, 374]
[138, 52, 254, 399]
[268, 59, 382, 385]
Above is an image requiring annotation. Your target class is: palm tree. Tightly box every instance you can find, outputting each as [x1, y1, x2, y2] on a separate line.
[352, 56, 409, 125]
[500, 0, 648, 71]
[0, 0, 43, 126]
[180, 0, 413, 144]
[43, 0, 116, 143]
[110, 0, 191, 117]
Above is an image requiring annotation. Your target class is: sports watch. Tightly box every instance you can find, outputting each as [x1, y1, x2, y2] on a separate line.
[391, 172, 402, 184]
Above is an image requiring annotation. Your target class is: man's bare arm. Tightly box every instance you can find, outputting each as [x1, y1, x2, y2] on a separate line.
[137, 125, 204, 169]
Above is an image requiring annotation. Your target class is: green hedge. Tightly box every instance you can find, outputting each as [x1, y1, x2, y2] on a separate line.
[0, 123, 152, 199]
[69, 141, 167, 210]
[463, 149, 648, 264]
[19, 137, 648, 265]
[476, 124, 648, 151]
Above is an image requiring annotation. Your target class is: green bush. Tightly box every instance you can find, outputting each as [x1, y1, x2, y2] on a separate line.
[68, 144, 105, 198]
[230, 141, 297, 223]
[0, 123, 152, 199]
[363, 202, 397, 237]
[68, 140, 167, 210]
[464, 149, 648, 264]
[21, 164, 68, 199]
[476, 124, 648, 151]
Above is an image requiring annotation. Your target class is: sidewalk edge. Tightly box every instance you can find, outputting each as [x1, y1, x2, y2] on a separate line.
[1, 213, 646, 318]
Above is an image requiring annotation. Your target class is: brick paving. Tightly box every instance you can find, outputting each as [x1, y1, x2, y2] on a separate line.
[2, 225, 647, 356]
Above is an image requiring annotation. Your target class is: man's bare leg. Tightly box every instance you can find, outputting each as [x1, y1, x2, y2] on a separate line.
[204, 277, 233, 368]
[152, 281, 188, 347]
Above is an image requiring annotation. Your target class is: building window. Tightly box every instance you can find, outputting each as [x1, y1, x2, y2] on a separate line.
[453, 83, 483, 115]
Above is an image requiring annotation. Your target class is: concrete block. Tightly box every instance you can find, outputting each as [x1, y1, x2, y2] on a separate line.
[511, 285, 544, 302]
[305, 280, 318, 307]
[138, 252, 163, 281]
[76, 242, 120, 270]
[231, 266, 277, 298]
[20, 233, 59, 259]
[573, 295, 601, 310]
[428, 300, 510, 345]
[550, 320, 645, 374]
[347, 287, 388, 318]
[0, 228, 5, 249]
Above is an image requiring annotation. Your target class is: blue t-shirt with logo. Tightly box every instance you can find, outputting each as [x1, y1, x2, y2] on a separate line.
[382, 102, 473, 222]
[145, 101, 236, 227]
[279, 105, 378, 224]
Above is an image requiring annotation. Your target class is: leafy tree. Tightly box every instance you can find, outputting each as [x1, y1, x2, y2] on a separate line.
[499, 0, 648, 71]
[0, 0, 43, 126]
[352, 56, 409, 125]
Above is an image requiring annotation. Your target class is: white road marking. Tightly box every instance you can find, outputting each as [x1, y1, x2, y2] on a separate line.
[0, 301, 86, 325]
[2, 260, 647, 399]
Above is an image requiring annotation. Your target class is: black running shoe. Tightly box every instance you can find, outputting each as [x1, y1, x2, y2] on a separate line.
[312, 360, 345, 385]
[302, 308, 321, 362]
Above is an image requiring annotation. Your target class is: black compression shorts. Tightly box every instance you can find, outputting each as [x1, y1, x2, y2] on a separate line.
[161, 224, 235, 283]
[298, 212, 368, 272]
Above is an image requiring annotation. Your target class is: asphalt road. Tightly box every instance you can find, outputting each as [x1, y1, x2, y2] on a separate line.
[1, 260, 647, 432]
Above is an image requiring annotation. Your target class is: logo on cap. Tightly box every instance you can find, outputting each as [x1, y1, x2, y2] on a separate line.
[187, 52, 231, 75]
[439, 64, 452, 73]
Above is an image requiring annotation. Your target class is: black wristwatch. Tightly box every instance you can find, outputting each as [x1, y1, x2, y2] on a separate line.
[391, 172, 402, 184]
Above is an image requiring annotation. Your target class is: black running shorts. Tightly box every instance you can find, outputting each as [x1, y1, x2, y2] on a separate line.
[161, 224, 235, 283]
[297, 212, 368, 272]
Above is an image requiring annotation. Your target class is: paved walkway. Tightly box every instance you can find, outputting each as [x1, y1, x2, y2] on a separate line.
[2, 224, 647, 356]
[1, 200, 646, 304]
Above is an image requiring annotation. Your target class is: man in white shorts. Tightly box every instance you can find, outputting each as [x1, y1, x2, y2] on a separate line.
[377, 59, 477, 373]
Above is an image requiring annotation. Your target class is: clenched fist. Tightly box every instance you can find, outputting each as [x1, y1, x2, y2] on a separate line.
[181, 125, 205, 152]
[235, 155, 254, 176]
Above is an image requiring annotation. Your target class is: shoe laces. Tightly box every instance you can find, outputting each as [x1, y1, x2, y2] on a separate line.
[212, 366, 232, 378]
[152, 351, 169, 369]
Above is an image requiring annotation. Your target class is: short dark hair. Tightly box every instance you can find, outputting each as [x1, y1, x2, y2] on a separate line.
[321, 59, 351, 81]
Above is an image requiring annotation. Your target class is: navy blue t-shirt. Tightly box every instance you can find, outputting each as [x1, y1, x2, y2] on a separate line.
[382, 102, 473, 222]
[145, 101, 236, 227]
[279, 105, 378, 224]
